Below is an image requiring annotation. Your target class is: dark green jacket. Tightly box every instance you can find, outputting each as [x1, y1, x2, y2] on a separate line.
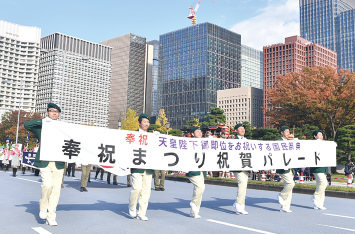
[310, 167, 328, 174]
[276, 137, 291, 174]
[131, 168, 155, 174]
[24, 119, 65, 169]
[186, 171, 206, 177]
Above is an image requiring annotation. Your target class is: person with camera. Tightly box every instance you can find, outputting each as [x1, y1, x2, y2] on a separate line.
[345, 160, 354, 182]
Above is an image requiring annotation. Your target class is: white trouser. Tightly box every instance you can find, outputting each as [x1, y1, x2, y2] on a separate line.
[189, 173, 205, 215]
[235, 171, 248, 209]
[129, 171, 153, 216]
[313, 173, 327, 207]
[280, 171, 295, 210]
[40, 162, 64, 220]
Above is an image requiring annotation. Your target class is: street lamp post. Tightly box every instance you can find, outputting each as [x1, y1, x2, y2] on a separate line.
[166, 122, 170, 135]
[118, 120, 122, 130]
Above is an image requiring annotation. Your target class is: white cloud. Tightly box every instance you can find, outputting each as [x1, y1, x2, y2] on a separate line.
[230, 0, 300, 50]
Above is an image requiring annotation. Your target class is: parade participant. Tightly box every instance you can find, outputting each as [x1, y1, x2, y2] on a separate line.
[310, 130, 328, 210]
[186, 126, 206, 219]
[220, 127, 230, 179]
[24, 103, 65, 226]
[128, 113, 154, 221]
[232, 123, 249, 215]
[0, 147, 3, 170]
[94, 166, 104, 180]
[276, 126, 295, 213]
[154, 169, 166, 191]
[32, 143, 40, 176]
[107, 172, 118, 185]
[80, 161, 91, 192]
[11, 144, 21, 177]
[3, 144, 12, 171]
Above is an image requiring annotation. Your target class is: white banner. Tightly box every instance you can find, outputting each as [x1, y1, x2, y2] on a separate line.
[40, 121, 337, 173]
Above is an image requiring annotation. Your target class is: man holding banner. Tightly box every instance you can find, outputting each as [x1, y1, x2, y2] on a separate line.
[276, 126, 295, 213]
[186, 126, 206, 219]
[24, 103, 65, 226]
[310, 130, 328, 210]
[232, 123, 249, 215]
[128, 113, 154, 221]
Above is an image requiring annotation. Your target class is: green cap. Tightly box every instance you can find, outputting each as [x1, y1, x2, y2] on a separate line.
[47, 103, 61, 112]
[280, 126, 289, 132]
[138, 113, 150, 122]
[234, 123, 245, 130]
[312, 130, 322, 137]
[189, 126, 200, 134]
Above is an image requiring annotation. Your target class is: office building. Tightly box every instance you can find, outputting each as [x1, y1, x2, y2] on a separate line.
[159, 22, 241, 129]
[241, 45, 263, 89]
[300, 0, 355, 72]
[263, 35, 337, 127]
[0, 20, 41, 119]
[37, 33, 112, 127]
[101, 34, 152, 129]
[217, 87, 263, 128]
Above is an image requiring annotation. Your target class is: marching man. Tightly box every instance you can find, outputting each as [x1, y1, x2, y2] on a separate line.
[129, 113, 154, 221]
[186, 126, 206, 219]
[310, 130, 328, 210]
[232, 123, 249, 215]
[276, 126, 295, 213]
[24, 103, 65, 226]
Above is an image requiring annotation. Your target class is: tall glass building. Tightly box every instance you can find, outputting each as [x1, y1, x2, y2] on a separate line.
[241, 45, 263, 89]
[300, 0, 355, 72]
[158, 23, 241, 129]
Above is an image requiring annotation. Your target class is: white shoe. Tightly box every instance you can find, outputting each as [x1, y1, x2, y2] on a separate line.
[136, 215, 148, 221]
[190, 213, 201, 219]
[46, 219, 57, 226]
[233, 203, 248, 215]
[190, 202, 199, 214]
[128, 208, 137, 218]
[280, 208, 292, 213]
[39, 211, 47, 219]
[277, 194, 285, 206]
[314, 205, 327, 210]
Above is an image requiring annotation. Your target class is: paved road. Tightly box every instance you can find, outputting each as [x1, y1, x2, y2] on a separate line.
[1, 169, 355, 234]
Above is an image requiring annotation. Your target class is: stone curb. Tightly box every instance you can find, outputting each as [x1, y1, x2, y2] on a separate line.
[166, 176, 355, 199]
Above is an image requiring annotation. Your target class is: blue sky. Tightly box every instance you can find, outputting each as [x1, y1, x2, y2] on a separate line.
[0, 0, 299, 50]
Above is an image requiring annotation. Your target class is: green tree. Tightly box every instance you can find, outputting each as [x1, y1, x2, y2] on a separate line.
[148, 124, 163, 133]
[201, 107, 226, 126]
[252, 128, 280, 140]
[336, 125, 355, 163]
[121, 108, 139, 131]
[169, 129, 183, 137]
[243, 121, 252, 139]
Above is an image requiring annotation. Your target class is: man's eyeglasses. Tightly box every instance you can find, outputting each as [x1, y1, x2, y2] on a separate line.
[48, 110, 59, 113]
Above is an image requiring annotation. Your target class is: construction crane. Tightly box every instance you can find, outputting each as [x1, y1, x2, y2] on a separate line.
[187, 0, 202, 26]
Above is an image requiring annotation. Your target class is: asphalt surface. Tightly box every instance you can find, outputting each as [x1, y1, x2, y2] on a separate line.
[1, 169, 355, 234]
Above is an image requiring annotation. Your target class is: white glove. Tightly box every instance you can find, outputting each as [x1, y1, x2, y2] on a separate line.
[153, 131, 160, 136]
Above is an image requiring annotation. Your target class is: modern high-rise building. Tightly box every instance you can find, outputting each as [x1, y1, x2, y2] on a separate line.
[217, 87, 263, 128]
[241, 45, 263, 89]
[101, 34, 153, 129]
[146, 40, 159, 118]
[300, 0, 355, 72]
[263, 35, 337, 127]
[0, 20, 41, 119]
[37, 33, 112, 127]
[159, 23, 241, 129]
